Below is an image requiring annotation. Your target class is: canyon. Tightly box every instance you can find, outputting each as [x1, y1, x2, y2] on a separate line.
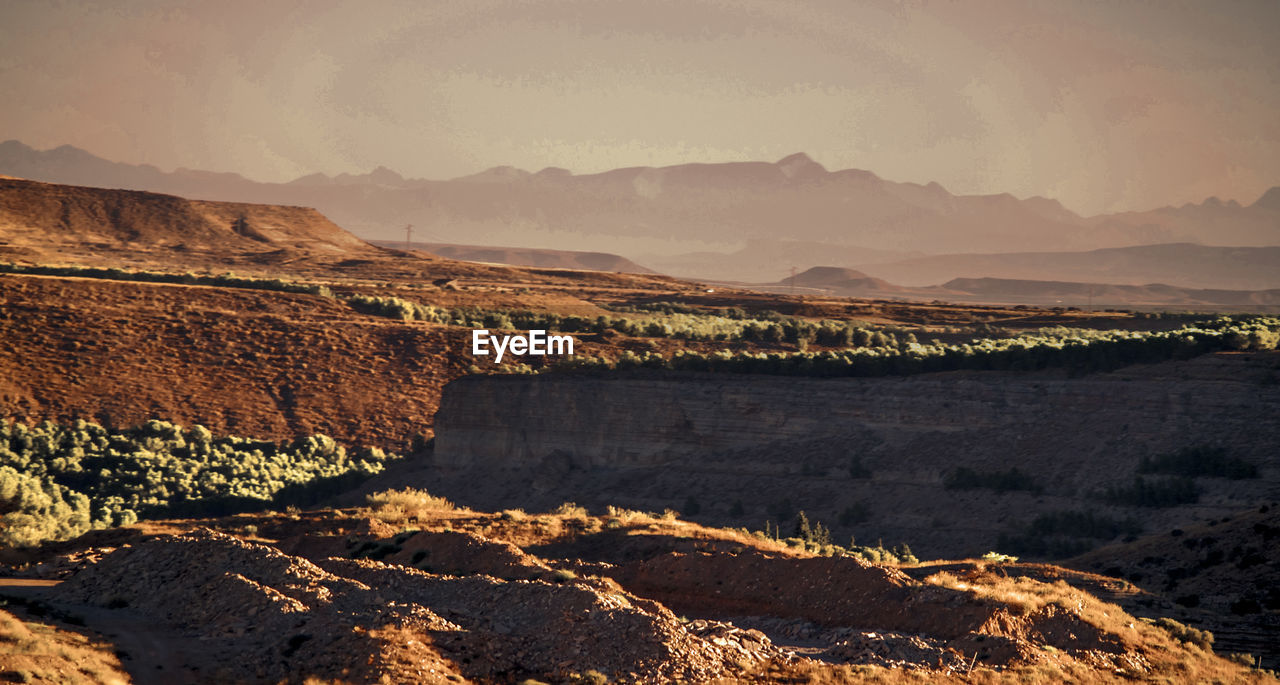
[431, 354, 1280, 559]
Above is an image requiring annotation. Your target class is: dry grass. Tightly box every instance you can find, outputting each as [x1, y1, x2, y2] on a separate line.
[923, 570, 1086, 616]
[0, 609, 130, 685]
[550, 501, 589, 520]
[915, 567, 1277, 685]
[604, 505, 655, 524]
[499, 508, 527, 521]
[365, 488, 457, 524]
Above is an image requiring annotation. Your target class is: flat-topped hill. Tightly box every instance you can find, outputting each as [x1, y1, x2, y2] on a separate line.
[375, 240, 657, 274]
[0, 176, 377, 256]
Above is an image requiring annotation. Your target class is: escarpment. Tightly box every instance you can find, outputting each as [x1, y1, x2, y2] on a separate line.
[431, 354, 1280, 558]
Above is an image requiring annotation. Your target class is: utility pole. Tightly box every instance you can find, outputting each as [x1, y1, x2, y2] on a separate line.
[404, 224, 413, 251]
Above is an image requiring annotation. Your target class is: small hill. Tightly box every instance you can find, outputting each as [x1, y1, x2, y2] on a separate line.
[752, 265, 923, 298]
[788, 266, 883, 288]
[374, 241, 656, 274]
[0, 176, 377, 257]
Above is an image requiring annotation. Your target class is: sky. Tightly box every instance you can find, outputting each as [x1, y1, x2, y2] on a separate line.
[1, 0, 1278, 215]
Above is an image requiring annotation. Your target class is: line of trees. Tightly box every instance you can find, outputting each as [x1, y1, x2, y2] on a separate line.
[545, 316, 1280, 378]
[0, 419, 397, 547]
[350, 294, 1231, 354]
[347, 295, 881, 344]
[0, 262, 332, 297]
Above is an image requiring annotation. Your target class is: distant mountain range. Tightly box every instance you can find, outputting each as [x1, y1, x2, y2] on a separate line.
[2, 171, 1276, 308]
[2, 139, 1277, 291]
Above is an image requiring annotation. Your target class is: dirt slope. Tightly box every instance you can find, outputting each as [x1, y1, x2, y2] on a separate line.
[0, 271, 678, 451]
[0, 176, 377, 256]
[1066, 505, 1280, 666]
[0, 273, 468, 450]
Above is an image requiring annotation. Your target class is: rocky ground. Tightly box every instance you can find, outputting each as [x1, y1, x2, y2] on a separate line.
[0, 498, 1271, 684]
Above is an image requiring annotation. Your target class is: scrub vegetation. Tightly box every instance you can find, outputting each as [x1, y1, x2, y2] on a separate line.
[0, 419, 397, 547]
[548, 316, 1280, 377]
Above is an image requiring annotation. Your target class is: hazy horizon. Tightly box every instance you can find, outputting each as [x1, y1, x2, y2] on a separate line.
[8, 137, 1280, 217]
[3, 0, 1279, 215]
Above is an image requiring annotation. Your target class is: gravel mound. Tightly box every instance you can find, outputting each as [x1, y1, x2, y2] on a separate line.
[734, 616, 967, 670]
[606, 550, 1139, 669]
[50, 529, 776, 683]
[383, 529, 554, 580]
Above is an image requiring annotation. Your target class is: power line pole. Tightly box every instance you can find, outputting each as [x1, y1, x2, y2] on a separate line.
[404, 224, 413, 251]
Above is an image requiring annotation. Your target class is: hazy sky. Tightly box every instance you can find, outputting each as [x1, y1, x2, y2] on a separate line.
[2, 0, 1278, 214]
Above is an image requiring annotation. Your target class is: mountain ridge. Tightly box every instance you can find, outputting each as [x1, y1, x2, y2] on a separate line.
[2, 139, 1276, 262]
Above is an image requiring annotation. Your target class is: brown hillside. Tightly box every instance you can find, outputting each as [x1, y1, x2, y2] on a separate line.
[0, 176, 377, 256]
[0, 271, 700, 451]
[1066, 505, 1280, 666]
[0, 272, 461, 450]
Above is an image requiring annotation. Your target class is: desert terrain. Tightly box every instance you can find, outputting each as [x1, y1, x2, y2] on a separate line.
[0, 177, 1276, 684]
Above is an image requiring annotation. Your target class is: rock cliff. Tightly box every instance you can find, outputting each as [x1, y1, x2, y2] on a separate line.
[432, 354, 1280, 558]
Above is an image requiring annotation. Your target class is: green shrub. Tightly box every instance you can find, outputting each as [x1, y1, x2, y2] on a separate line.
[0, 418, 399, 547]
[844, 540, 918, 565]
[1138, 446, 1258, 479]
[548, 316, 1280, 379]
[1101, 476, 1199, 507]
[0, 262, 332, 297]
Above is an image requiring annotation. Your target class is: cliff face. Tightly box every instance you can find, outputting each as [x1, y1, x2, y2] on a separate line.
[435, 363, 1279, 480]
[432, 354, 1280, 558]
